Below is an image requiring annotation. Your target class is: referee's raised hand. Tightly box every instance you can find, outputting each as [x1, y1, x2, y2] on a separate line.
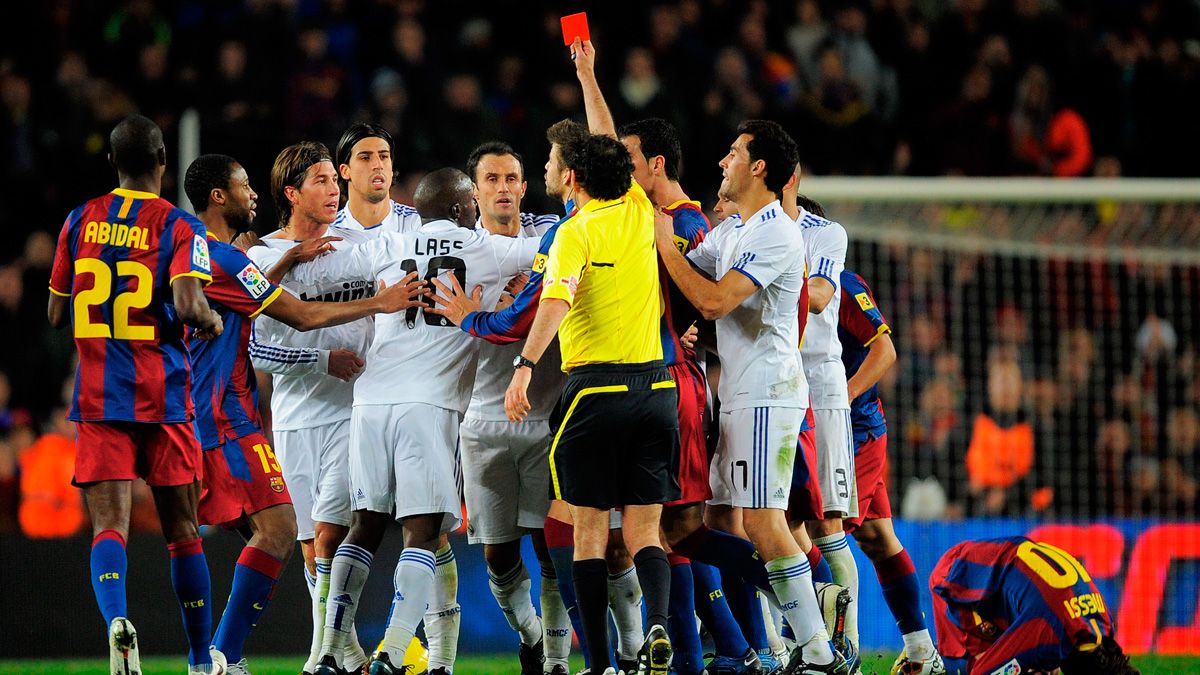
[570, 37, 596, 75]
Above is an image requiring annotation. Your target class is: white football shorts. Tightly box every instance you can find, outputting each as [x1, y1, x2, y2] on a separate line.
[349, 402, 464, 533]
[709, 405, 803, 509]
[273, 419, 352, 540]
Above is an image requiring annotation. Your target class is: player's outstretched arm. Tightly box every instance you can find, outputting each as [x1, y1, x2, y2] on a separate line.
[654, 211, 754, 320]
[570, 37, 617, 138]
[263, 271, 426, 331]
[172, 276, 223, 339]
[249, 325, 363, 381]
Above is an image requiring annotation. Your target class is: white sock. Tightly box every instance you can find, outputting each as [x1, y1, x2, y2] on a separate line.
[607, 565, 643, 661]
[343, 623, 368, 671]
[322, 545, 374, 667]
[902, 628, 936, 661]
[760, 592, 786, 654]
[814, 532, 859, 646]
[382, 548, 437, 658]
[765, 554, 833, 665]
[423, 543, 461, 672]
[540, 564, 571, 670]
[489, 561, 541, 645]
[302, 562, 324, 672]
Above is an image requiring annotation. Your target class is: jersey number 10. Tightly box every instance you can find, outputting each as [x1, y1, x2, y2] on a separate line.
[400, 256, 466, 329]
[72, 258, 155, 340]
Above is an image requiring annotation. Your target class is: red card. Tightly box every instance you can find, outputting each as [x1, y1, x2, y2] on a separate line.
[561, 12, 590, 46]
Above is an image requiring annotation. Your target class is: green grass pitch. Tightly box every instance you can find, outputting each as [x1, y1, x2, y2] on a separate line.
[1, 654, 1196, 674]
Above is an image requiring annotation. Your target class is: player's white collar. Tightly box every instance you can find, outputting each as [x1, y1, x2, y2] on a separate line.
[743, 200, 784, 228]
[334, 200, 400, 231]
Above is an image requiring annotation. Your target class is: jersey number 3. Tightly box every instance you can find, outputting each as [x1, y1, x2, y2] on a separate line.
[73, 258, 155, 340]
[400, 256, 466, 328]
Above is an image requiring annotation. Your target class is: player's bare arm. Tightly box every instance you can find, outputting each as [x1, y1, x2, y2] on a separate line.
[504, 297, 569, 422]
[847, 332, 896, 400]
[808, 276, 836, 313]
[263, 235, 342, 284]
[262, 271, 426, 331]
[46, 293, 68, 329]
[570, 38, 616, 139]
[653, 210, 756, 320]
[426, 273, 484, 326]
[172, 275, 224, 339]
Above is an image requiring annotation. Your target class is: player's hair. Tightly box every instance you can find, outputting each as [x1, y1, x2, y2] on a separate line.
[546, 119, 589, 151]
[109, 114, 165, 178]
[183, 154, 239, 213]
[736, 119, 800, 199]
[797, 194, 825, 218]
[618, 118, 682, 181]
[413, 167, 473, 222]
[466, 141, 525, 184]
[335, 122, 393, 169]
[559, 134, 633, 202]
[1061, 637, 1139, 675]
[271, 141, 332, 226]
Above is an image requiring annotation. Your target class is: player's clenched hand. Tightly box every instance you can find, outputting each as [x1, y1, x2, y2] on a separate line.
[426, 274, 483, 327]
[327, 348, 364, 381]
[288, 235, 342, 263]
[505, 272, 529, 297]
[192, 310, 224, 341]
[372, 272, 427, 313]
[505, 367, 533, 421]
[680, 322, 699, 351]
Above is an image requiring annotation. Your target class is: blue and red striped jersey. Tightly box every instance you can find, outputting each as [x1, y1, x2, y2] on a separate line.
[659, 200, 710, 366]
[932, 536, 1114, 673]
[189, 237, 282, 449]
[461, 210, 575, 343]
[837, 269, 890, 443]
[49, 188, 213, 423]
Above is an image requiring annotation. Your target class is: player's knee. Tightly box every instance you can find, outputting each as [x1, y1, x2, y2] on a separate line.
[483, 541, 522, 573]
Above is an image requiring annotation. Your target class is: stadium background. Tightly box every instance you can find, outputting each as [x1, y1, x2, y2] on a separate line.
[3, 0, 1200, 670]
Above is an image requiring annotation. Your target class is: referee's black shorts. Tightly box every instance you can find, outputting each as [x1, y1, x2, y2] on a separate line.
[548, 360, 681, 509]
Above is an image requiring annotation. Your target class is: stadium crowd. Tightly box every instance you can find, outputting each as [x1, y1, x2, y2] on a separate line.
[2, 0, 1200, 537]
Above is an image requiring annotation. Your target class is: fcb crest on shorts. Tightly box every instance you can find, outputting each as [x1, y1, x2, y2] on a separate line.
[269, 475, 286, 493]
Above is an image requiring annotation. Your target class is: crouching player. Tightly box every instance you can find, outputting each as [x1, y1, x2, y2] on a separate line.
[928, 537, 1137, 675]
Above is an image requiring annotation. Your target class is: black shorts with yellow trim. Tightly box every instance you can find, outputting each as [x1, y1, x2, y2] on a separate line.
[549, 360, 681, 509]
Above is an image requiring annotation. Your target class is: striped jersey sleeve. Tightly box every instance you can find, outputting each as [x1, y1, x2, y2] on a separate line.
[461, 219, 563, 344]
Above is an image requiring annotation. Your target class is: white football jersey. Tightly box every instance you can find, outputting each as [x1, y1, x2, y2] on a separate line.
[287, 219, 540, 411]
[247, 226, 377, 431]
[332, 200, 422, 235]
[687, 200, 808, 410]
[798, 208, 850, 409]
[465, 213, 564, 422]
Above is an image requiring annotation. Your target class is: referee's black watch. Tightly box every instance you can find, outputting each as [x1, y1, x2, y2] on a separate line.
[513, 355, 537, 371]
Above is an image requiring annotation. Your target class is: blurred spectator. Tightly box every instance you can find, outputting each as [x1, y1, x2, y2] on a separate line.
[18, 407, 83, 538]
[788, 0, 828, 93]
[284, 25, 348, 141]
[431, 74, 501, 172]
[1010, 65, 1093, 177]
[1163, 406, 1200, 515]
[965, 358, 1040, 516]
[928, 63, 1006, 176]
[613, 48, 675, 124]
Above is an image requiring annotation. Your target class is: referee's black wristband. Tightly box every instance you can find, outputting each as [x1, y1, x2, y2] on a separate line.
[513, 355, 537, 371]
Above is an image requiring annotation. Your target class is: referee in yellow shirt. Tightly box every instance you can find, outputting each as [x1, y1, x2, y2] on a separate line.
[502, 125, 680, 675]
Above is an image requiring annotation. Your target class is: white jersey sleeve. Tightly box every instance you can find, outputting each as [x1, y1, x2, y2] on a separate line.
[286, 235, 395, 287]
[686, 222, 723, 277]
[802, 211, 847, 290]
[798, 211, 851, 409]
[245, 245, 328, 377]
[730, 211, 800, 290]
